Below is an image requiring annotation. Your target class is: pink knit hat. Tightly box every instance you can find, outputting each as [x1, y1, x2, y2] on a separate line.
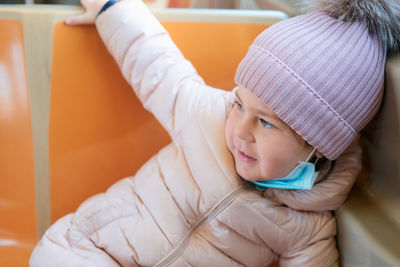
[235, 1, 400, 160]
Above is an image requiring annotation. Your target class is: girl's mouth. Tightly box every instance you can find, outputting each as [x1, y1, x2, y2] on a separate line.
[237, 150, 256, 162]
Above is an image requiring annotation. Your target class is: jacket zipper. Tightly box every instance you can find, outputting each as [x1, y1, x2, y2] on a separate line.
[154, 184, 250, 267]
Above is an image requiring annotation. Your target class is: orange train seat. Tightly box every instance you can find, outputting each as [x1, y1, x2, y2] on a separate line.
[0, 19, 37, 266]
[0, 5, 285, 266]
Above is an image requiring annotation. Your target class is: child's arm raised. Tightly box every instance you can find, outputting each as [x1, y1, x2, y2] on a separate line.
[67, 0, 226, 139]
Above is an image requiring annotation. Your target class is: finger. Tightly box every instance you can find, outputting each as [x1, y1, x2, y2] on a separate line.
[65, 14, 94, 26]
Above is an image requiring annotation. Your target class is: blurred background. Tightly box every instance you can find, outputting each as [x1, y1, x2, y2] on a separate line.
[0, 0, 297, 16]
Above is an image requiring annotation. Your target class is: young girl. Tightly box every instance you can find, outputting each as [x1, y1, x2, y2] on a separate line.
[30, 0, 399, 266]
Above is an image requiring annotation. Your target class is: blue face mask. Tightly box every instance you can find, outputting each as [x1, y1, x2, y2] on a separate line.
[250, 149, 319, 191]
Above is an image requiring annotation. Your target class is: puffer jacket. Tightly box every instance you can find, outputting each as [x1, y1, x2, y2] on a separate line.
[30, 1, 362, 266]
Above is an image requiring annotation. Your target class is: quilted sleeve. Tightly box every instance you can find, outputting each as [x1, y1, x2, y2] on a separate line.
[29, 214, 120, 267]
[95, 0, 226, 139]
[279, 237, 339, 267]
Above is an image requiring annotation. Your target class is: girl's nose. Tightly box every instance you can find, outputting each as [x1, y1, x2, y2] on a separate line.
[235, 118, 254, 143]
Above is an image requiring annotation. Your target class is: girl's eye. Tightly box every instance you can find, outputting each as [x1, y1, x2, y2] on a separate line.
[234, 101, 244, 111]
[261, 119, 274, 129]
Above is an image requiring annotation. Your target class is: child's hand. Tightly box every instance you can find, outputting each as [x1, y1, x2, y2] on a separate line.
[66, 0, 109, 25]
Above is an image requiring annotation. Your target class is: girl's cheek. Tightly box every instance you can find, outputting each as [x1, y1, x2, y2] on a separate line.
[225, 119, 234, 148]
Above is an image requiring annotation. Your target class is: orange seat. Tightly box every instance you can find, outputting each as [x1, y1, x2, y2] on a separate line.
[0, 19, 37, 266]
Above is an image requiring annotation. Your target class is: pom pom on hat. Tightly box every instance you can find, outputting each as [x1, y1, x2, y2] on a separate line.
[235, 0, 394, 160]
[299, 0, 400, 53]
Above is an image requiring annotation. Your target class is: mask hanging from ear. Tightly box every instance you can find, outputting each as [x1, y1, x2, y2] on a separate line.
[250, 148, 319, 191]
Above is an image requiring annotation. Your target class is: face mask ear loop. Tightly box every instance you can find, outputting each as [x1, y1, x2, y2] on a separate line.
[306, 148, 317, 163]
[314, 156, 320, 166]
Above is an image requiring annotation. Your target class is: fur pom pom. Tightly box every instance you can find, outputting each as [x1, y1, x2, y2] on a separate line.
[299, 0, 400, 53]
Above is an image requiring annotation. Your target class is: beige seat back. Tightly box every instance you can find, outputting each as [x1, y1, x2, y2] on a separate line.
[337, 55, 400, 266]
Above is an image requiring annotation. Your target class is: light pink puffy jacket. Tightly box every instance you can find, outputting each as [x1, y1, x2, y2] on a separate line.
[30, 1, 362, 266]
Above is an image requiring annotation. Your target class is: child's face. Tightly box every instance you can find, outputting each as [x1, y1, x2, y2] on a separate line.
[225, 86, 314, 181]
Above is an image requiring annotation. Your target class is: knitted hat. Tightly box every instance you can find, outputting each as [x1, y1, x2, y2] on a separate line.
[235, 0, 400, 160]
